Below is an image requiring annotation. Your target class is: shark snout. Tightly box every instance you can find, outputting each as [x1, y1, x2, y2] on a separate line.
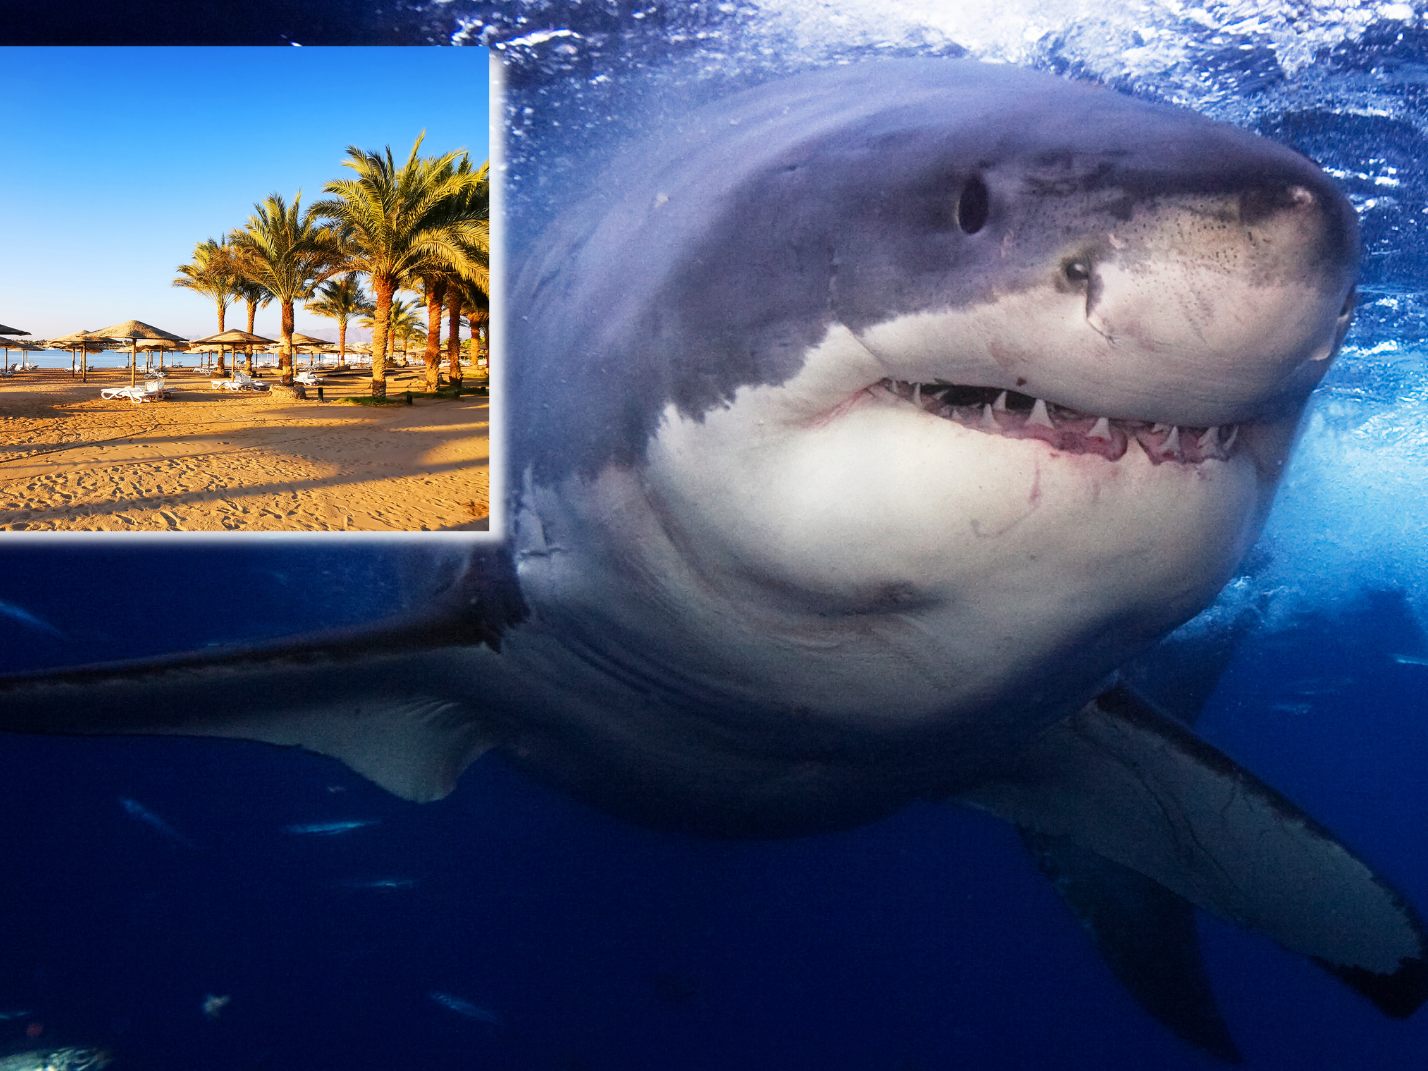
[1239, 174, 1361, 276]
[1058, 177, 1359, 423]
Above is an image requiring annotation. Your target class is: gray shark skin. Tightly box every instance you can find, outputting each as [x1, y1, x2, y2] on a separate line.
[0, 60, 1420, 1058]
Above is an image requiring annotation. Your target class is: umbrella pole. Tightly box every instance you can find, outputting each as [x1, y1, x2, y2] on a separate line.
[130, 341, 137, 388]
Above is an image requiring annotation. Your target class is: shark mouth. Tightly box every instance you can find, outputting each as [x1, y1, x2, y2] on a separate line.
[880, 380, 1240, 465]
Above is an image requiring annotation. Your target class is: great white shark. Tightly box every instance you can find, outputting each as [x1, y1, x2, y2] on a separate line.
[0, 60, 1420, 1059]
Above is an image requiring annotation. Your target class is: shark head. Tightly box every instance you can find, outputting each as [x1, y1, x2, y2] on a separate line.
[509, 59, 1357, 747]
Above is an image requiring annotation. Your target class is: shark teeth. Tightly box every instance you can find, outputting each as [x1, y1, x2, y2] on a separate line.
[880, 379, 1241, 465]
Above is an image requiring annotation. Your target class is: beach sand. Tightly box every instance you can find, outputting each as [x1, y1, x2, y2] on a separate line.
[0, 366, 490, 533]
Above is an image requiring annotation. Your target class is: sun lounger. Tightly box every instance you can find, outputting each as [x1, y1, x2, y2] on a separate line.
[100, 379, 172, 404]
[210, 371, 269, 391]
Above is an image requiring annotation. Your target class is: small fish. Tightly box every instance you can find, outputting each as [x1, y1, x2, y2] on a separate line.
[0, 1048, 111, 1071]
[333, 877, 417, 891]
[201, 993, 230, 1021]
[428, 991, 502, 1026]
[119, 797, 196, 850]
[1289, 675, 1353, 696]
[281, 819, 379, 836]
[1391, 652, 1428, 667]
[0, 600, 63, 639]
[0, 1010, 33, 1021]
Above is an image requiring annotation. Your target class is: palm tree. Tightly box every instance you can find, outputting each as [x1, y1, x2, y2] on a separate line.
[307, 273, 373, 366]
[412, 159, 490, 391]
[399, 322, 427, 363]
[445, 280, 465, 387]
[227, 192, 342, 385]
[464, 283, 490, 376]
[232, 278, 272, 374]
[314, 135, 488, 398]
[173, 237, 240, 374]
[363, 297, 422, 365]
[445, 274, 489, 387]
[417, 273, 448, 390]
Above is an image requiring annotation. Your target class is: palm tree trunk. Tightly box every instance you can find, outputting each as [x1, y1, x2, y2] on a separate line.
[338, 319, 348, 365]
[446, 287, 462, 387]
[370, 277, 392, 398]
[279, 301, 295, 385]
[215, 299, 228, 375]
[245, 299, 258, 374]
[470, 308, 489, 384]
[424, 278, 445, 393]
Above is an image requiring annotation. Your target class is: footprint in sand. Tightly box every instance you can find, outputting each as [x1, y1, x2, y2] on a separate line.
[157, 510, 181, 531]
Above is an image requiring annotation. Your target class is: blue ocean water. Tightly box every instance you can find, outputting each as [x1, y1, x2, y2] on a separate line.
[3, 2, 1428, 1069]
[0, 350, 253, 372]
[0, 350, 327, 372]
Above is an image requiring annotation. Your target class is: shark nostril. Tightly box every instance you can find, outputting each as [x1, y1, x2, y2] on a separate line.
[1240, 183, 1322, 224]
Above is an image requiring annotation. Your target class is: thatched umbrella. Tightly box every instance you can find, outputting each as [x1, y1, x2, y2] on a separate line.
[289, 332, 336, 368]
[0, 324, 30, 372]
[89, 320, 187, 387]
[49, 329, 116, 382]
[190, 328, 277, 378]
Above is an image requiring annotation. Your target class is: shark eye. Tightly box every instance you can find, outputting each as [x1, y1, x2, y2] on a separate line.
[956, 175, 989, 235]
[1063, 260, 1092, 283]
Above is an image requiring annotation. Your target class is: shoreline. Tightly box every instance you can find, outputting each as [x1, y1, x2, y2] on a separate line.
[0, 367, 490, 533]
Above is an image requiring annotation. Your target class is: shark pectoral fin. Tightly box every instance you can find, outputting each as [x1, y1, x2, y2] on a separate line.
[963, 685, 1428, 1017]
[0, 619, 504, 803]
[1021, 829, 1240, 1063]
[181, 695, 492, 803]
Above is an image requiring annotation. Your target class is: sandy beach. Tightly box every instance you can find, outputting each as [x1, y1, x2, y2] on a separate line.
[0, 365, 490, 532]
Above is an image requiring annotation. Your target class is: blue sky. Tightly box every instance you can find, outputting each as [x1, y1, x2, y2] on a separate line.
[0, 47, 490, 341]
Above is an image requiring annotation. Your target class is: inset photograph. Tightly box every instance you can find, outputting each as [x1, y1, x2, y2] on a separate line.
[0, 47, 492, 533]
